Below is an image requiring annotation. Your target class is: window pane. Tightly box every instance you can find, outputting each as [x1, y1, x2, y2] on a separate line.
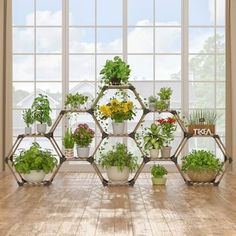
[156, 0, 181, 25]
[69, 55, 95, 81]
[216, 0, 225, 25]
[128, 0, 153, 26]
[13, 0, 34, 26]
[189, 82, 215, 108]
[189, 28, 215, 53]
[97, 0, 122, 26]
[216, 110, 225, 134]
[128, 55, 153, 81]
[189, 0, 215, 25]
[130, 81, 155, 101]
[36, 55, 62, 81]
[69, 28, 95, 53]
[13, 56, 34, 81]
[216, 82, 225, 109]
[155, 82, 181, 109]
[155, 55, 181, 81]
[189, 138, 216, 153]
[36, 83, 62, 109]
[216, 28, 225, 53]
[128, 28, 153, 53]
[189, 55, 214, 81]
[97, 28, 122, 53]
[155, 28, 181, 53]
[13, 82, 34, 108]
[36, 28, 62, 53]
[13, 110, 25, 135]
[216, 55, 225, 81]
[36, 0, 62, 25]
[13, 28, 34, 53]
[69, 0, 95, 26]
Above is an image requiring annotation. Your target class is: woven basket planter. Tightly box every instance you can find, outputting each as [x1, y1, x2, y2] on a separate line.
[186, 170, 217, 182]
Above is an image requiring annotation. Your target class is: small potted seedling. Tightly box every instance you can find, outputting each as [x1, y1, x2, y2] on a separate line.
[157, 87, 173, 110]
[22, 108, 34, 135]
[63, 128, 75, 159]
[148, 95, 157, 111]
[65, 93, 88, 110]
[151, 164, 168, 185]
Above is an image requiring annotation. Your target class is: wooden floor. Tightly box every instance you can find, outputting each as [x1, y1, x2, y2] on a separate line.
[0, 172, 236, 236]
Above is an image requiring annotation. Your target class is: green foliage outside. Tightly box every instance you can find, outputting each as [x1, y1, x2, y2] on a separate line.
[151, 164, 168, 178]
[98, 143, 138, 172]
[14, 142, 58, 174]
[181, 150, 222, 172]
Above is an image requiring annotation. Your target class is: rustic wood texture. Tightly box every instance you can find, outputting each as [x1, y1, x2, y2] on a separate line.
[0, 172, 236, 236]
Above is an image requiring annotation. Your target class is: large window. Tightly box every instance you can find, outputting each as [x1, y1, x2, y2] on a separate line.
[12, 0, 225, 156]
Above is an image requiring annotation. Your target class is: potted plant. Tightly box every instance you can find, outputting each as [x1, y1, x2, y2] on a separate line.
[148, 95, 157, 111]
[181, 150, 222, 182]
[143, 123, 164, 158]
[22, 108, 34, 135]
[98, 143, 138, 183]
[31, 94, 52, 134]
[156, 117, 177, 158]
[151, 164, 168, 185]
[100, 56, 131, 85]
[155, 100, 168, 111]
[157, 87, 173, 109]
[13, 142, 58, 183]
[184, 110, 217, 135]
[73, 123, 95, 158]
[64, 93, 88, 110]
[99, 98, 135, 135]
[63, 128, 75, 159]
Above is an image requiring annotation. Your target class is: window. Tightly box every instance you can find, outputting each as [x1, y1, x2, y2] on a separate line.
[12, 0, 225, 157]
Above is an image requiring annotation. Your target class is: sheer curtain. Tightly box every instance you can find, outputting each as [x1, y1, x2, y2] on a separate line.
[0, 0, 12, 171]
[226, 0, 236, 172]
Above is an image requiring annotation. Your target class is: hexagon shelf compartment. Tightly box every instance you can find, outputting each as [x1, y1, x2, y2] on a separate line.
[5, 83, 232, 186]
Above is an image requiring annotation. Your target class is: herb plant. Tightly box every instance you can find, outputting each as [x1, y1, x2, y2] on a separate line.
[100, 56, 131, 85]
[22, 109, 34, 127]
[185, 110, 217, 125]
[143, 123, 164, 150]
[181, 150, 222, 172]
[65, 93, 88, 109]
[73, 123, 95, 147]
[155, 100, 168, 111]
[151, 164, 168, 178]
[31, 94, 52, 126]
[63, 128, 75, 149]
[14, 142, 57, 174]
[98, 143, 138, 172]
[157, 87, 173, 100]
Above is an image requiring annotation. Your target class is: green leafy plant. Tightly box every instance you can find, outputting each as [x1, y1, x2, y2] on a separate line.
[14, 142, 58, 174]
[63, 128, 74, 149]
[22, 109, 34, 127]
[98, 143, 138, 172]
[100, 56, 131, 85]
[73, 123, 95, 147]
[184, 110, 217, 125]
[181, 150, 222, 172]
[148, 95, 157, 104]
[31, 94, 52, 126]
[143, 123, 164, 150]
[157, 87, 173, 100]
[151, 164, 168, 178]
[65, 93, 88, 109]
[155, 100, 168, 111]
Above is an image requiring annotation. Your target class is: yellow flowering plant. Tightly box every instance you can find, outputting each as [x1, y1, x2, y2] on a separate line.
[99, 98, 135, 123]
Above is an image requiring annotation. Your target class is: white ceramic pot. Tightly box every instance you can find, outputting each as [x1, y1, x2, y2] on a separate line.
[22, 170, 46, 183]
[65, 148, 74, 159]
[112, 122, 125, 135]
[149, 102, 156, 111]
[107, 166, 129, 182]
[161, 146, 172, 158]
[76, 146, 90, 158]
[37, 124, 47, 134]
[25, 127, 32, 135]
[149, 149, 159, 158]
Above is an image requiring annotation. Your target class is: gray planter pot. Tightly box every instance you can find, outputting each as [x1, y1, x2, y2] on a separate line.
[25, 127, 32, 135]
[149, 149, 159, 158]
[37, 124, 47, 134]
[107, 166, 129, 183]
[161, 146, 172, 158]
[76, 146, 90, 158]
